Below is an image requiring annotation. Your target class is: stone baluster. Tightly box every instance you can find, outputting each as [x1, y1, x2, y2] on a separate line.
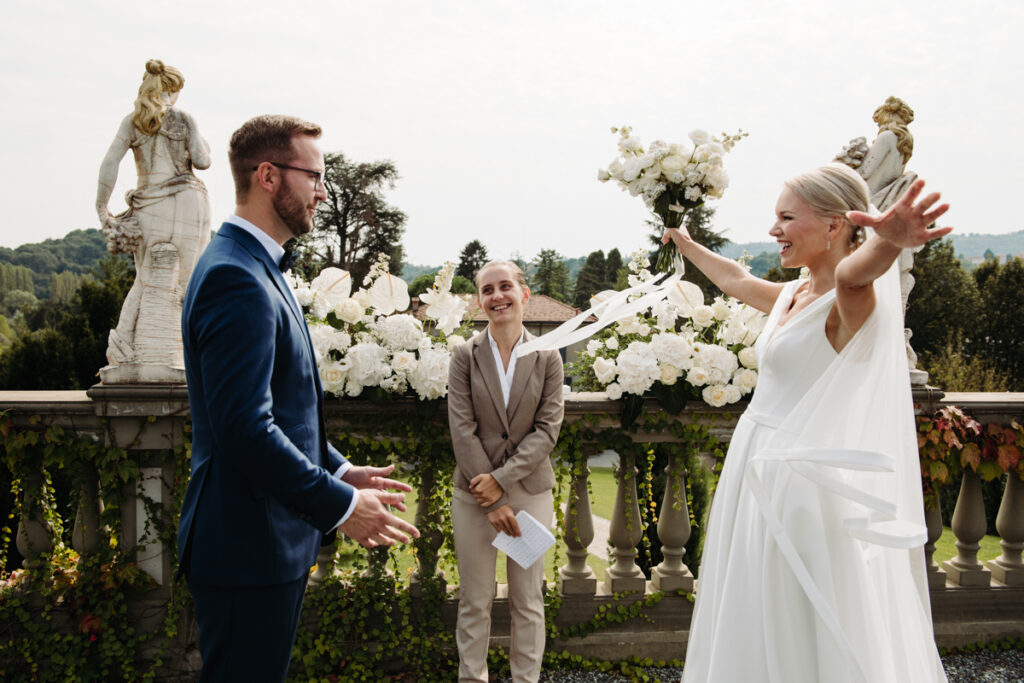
[72, 462, 103, 557]
[309, 538, 337, 586]
[362, 546, 392, 579]
[986, 473, 1024, 586]
[16, 471, 55, 570]
[410, 467, 446, 596]
[652, 448, 693, 591]
[941, 469, 991, 586]
[605, 449, 647, 593]
[923, 488, 947, 589]
[558, 457, 597, 595]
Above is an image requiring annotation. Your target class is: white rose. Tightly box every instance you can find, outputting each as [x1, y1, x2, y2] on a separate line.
[702, 384, 730, 408]
[335, 298, 365, 325]
[691, 306, 714, 328]
[687, 366, 710, 387]
[738, 346, 758, 369]
[659, 363, 679, 385]
[587, 340, 602, 354]
[732, 368, 758, 394]
[391, 350, 417, 375]
[446, 334, 467, 350]
[711, 298, 731, 321]
[319, 359, 348, 395]
[724, 384, 742, 403]
[622, 158, 643, 182]
[593, 357, 618, 384]
[605, 336, 619, 350]
[605, 382, 623, 400]
[689, 129, 712, 145]
[637, 323, 651, 337]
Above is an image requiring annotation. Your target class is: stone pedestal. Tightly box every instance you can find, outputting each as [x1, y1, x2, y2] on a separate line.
[88, 383, 189, 586]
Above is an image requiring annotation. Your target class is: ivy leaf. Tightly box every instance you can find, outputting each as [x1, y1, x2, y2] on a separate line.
[960, 442, 981, 469]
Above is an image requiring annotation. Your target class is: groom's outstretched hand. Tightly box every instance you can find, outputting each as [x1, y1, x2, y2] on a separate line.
[340, 489, 420, 548]
[342, 464, 412, 508]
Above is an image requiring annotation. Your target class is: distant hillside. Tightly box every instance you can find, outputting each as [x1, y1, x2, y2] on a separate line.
[0, 229, 108, 298]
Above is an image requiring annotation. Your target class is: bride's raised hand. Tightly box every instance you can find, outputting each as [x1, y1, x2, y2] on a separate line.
[661, 225, 693, 248]
[846, 179, 952, 248]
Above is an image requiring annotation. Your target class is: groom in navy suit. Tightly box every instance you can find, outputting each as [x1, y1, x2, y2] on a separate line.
[178, 114, 419, 682]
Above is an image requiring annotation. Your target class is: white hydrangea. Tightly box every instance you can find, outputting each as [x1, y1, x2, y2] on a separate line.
[615, 341, 660, 395]
[377, 314, 423, 351]
[649, 332, 692, 369]
[408, 346, 450, 400]
[346, 342, 390, 388]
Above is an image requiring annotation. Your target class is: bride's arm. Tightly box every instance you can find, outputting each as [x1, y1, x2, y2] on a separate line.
[662, 227, 784, 313]
[833, 180, 951, 344]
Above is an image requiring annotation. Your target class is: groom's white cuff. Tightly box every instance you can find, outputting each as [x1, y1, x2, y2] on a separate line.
[332, 463, 359, 528]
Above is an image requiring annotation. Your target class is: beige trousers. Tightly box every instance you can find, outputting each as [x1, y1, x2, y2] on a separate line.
[452, 482, 553, 683]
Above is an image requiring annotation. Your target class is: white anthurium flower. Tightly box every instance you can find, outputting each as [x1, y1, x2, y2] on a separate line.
[367, 273, 410, 315]
[667, 280, 704, 316]
[420, 289, 469, 335]
[311, 267, 352, 299]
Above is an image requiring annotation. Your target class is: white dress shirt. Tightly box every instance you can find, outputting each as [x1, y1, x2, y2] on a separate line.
[487, 327, 525, 408]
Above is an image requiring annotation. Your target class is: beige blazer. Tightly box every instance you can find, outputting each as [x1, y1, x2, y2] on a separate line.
[447, 330, 564, 512]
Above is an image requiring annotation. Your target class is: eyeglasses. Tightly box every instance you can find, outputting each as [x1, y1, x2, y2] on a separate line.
[254, 162, 324, 189]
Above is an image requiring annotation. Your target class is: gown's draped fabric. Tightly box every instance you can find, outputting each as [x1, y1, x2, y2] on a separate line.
[682, 260, 947, 683]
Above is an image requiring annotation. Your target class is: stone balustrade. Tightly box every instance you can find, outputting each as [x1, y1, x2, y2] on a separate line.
[2, 387, 1024, 664]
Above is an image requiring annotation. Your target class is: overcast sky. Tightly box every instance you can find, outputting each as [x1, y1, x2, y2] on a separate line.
[1, 0, 1020, 268]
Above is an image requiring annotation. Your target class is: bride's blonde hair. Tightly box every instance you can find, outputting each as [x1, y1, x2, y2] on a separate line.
[132, 59, 185, 135]
[785, 163, 871, 248]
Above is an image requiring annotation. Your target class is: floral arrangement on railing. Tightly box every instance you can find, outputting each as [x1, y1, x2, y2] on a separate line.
[598, 125, 747, 271]
[287, 257, 472, 401]
[567, 251, 766, 425]
[917, 405, 1024, 507]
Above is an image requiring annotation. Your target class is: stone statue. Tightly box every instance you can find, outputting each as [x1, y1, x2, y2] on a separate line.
[95, 59, 211, 384]
[835, 96, 928, 384]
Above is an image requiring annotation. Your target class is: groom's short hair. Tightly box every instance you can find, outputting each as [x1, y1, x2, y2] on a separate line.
[229, 115, 322, 202]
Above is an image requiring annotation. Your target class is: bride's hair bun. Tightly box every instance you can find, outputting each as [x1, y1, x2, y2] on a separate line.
[145, 59, 165, 76]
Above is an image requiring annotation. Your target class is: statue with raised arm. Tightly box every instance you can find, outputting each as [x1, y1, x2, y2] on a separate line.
[835, 96, 928, 384]
[95, 59, 210, 384]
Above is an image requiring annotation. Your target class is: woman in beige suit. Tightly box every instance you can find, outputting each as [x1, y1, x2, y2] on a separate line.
[447, 260, 565, 683]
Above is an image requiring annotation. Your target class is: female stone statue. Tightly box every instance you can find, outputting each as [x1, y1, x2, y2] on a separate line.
[95, 59, 210, 382]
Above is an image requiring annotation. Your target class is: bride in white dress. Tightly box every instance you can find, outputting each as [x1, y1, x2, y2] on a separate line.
[666, 164, 951, 683]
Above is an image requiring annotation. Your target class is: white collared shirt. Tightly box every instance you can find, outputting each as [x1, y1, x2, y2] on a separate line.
[223, 215, 358, 527]
[487, 328, 525, 408]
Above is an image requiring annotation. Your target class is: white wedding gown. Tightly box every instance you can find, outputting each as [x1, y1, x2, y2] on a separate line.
[682, 266, 947, 683]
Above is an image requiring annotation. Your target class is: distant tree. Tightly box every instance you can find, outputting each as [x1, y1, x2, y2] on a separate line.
[604, 248, 624, 290]
[0, 315, 13, 346]
[531, 249, 571, 303]
[973, 257, 1024, 389]
[649, 205, 729, 300]
[572, 250, 607, 309]
[983, 248, 995, 262]
[905, 239, 982, 365]
[50, 271, 80, 303]
[921, 331, 1010, 392]
[509, 251, 530, 286]
[0, 263, 34, 295]
[2, 289, 37, 316]
[295, 152, 407, 286]
[0, 254, 131, 389]
[456, 240, 490, 281]
[408, 271, 475, 298]
[763, 265, 801, 283]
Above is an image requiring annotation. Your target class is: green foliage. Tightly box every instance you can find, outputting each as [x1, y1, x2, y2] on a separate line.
[973, 257, 1024, 390]
[0, 229, 107, 299]
[49, 272, 80, 304]
[920, 332, 1010, 392]
[296, 152, 407, 284]
[456, 239, 489, 281]
[530, 249, 572, 303]
[0, 264, 34, 296]
[906, 239, 982, 365]
[1, 289, 37, 316]
[0, 254, 132, 390]
[572, 250, 607, 309]
[408, 271, 475, 298]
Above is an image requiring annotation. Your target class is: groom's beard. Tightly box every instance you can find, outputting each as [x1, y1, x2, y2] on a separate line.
[273, 181, 315, 239]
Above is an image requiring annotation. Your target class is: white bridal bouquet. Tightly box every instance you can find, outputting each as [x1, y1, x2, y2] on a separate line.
[568, 251, 765, 422]
[598, 126, 746, 271]
[287, 257, 471, 401]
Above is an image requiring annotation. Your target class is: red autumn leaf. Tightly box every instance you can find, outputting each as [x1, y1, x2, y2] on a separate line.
[998, 444, 1021, 471]
[961, 442, 981, 469]
[78, 612, 103, 635]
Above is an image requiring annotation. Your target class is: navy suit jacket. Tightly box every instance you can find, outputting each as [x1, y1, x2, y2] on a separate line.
[177, 222, 355, 586]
